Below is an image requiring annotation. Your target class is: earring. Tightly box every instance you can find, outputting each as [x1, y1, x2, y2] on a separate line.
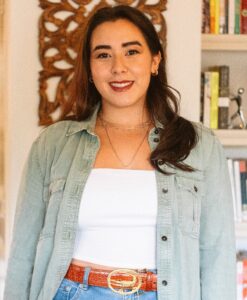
[89, 76, 93, 83]
[151, 70, 158, 76]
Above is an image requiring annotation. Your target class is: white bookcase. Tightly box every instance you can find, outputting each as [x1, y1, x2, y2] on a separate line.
[202, 34, 247, 243]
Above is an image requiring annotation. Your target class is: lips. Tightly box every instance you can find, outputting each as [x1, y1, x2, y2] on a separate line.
[109, 81, 134, 92]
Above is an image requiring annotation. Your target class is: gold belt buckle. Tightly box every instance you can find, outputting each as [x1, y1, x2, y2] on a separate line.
[107, 268, 142, 295]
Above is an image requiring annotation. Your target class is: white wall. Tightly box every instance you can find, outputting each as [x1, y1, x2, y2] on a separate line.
[4, 0, 202, 255]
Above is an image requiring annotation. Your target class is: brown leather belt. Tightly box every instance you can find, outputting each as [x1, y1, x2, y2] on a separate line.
[65, 264, 157, 293]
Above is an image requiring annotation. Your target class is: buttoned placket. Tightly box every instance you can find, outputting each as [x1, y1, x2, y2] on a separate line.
[148, 127, 173, 300]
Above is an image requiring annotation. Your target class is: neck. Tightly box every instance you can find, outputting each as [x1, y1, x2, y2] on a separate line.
[99, 104, 151, 127]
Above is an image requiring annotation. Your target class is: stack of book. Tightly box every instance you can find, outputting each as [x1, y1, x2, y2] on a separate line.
[237, 251, 247, 299]
[228, 158, 247, 222]
[201, 65, 230, 129]
[202, 0, 247, 34]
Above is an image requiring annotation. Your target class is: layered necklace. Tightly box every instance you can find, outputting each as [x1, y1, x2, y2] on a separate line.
[99, 114, 152, 168]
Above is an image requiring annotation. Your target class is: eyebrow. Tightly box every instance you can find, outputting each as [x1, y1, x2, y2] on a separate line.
[92, 41, 143, 52]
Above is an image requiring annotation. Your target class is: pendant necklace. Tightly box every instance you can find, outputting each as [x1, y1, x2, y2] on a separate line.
[99, 115, 151, 168]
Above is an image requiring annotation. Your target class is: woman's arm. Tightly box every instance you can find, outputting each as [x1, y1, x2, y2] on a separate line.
[4, 139, 46, 300]
[200, 135, 236, 300]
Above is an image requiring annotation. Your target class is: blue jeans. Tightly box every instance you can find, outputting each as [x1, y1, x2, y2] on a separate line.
[53, 267, 158, 300]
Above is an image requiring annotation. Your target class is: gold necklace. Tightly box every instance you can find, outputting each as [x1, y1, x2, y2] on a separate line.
[99, 115, 152, 130]
[100, 116, 151, 168]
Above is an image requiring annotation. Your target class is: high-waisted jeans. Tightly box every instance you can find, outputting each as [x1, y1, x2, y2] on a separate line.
[53, 267, 158, 300]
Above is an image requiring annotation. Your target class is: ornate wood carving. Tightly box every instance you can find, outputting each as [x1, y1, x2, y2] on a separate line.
[38, 0, 168, 125]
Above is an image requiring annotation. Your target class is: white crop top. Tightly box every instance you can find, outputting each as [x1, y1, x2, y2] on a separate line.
[72, 168, 158, 269]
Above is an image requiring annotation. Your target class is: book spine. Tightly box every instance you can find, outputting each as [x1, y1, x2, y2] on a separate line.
[202, 0, 211, 33]
[241, 0, 247, 33]
[210, 0, 217, 32]
[234, 159, 243, 222]
[220, 0, 227, 32]
[240, 160, 247, 218]
[210, 72, 219, 129]
[218, 97, 230, 128]
[229, 0, 236, 33]
[219, 65, 230, 96]
[235, 0, 241, 33]
[225, 0, 229, 32]
[215, 0, 220, 33]
[203, 72, 211, 128]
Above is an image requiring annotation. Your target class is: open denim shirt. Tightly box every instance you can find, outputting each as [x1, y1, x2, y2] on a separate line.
[4, 106, 236, 300]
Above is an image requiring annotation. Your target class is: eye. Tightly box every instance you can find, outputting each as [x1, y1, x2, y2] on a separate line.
[96, 52, 111, 59]
[126, 49, 140, 56]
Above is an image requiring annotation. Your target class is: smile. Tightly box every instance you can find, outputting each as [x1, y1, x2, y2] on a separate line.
[109, 81, 134, 92]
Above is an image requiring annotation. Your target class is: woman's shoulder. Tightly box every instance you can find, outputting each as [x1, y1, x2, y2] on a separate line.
[33, 120, 87, 151]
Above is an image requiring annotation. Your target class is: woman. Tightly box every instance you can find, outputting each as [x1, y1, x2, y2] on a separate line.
[4, 5, 236, 300]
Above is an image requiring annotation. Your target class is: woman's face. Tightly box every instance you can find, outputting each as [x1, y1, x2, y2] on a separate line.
[90, 19, 161, 110]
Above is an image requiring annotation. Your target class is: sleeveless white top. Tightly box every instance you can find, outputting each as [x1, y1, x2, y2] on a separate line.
[72, 168, 158, 269]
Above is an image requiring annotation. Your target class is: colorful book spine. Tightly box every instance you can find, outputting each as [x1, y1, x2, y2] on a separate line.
[235, 0, 241, 33]
[220, 0, 227, 32]
[210, 0, 217, 32]
[229, 0, 235, 33]
[202, 0, 211, 33]
[241, 0, 247, 33]
[240, 160, 247, 216]
[215, 0, 220, 33]
[210, 72, 219, 129]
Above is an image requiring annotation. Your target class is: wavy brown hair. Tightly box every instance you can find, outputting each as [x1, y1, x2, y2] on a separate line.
[61, 5, 198, 174]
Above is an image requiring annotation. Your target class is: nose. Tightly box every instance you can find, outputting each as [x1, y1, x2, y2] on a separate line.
[111, 55, 127, 74]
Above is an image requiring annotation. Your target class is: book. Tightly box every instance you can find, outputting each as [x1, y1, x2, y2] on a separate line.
[220, 0, 227, 32]
[241, 0, 247, 33]
[229, 0, 236, 33]
[218, 65, 230, 97]
[234, 159, 243, 222]
[215, 0, 220, 33]
[210, 72, 219, 129]
[218, 97, 230, 128]
[240, 160, 247, 219]
[210, 0, 217, 32]
[235, 0, 241, 33]
[202, 0, 211, 33]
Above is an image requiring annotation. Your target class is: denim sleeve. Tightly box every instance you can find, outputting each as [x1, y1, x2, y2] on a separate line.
[200, 135, 236, 300]
[4, 139, 46, 300]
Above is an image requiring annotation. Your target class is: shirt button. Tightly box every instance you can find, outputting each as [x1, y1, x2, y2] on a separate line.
[162, 280, 168, 286]
[153, 138, 159, 143]
[154, 128, 159, 134]
[194, 186, 198, 192]
[161, 236, 167, 241]
[158, 159, 164, 165]
[162, 188, 168, 194]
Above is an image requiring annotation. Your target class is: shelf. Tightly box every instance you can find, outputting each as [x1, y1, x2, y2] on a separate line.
[213, 129, 247, 146]
[202, 34, 247, 51]
[235, 222, 247, 239]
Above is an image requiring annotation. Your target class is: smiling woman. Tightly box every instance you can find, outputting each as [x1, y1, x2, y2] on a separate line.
[4, 5, 236, 300]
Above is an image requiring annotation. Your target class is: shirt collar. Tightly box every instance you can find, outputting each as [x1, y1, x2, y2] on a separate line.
[66, 104, 100, 136]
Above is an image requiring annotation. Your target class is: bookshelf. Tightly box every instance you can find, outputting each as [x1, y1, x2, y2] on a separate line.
[202, 34, 247, 51]
[201, 34, 247, 247]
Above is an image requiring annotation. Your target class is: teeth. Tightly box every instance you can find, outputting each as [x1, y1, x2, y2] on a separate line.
[110, 82, 132, 88]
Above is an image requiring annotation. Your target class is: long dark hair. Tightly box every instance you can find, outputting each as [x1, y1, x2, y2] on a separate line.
[61, 5, 198, 174]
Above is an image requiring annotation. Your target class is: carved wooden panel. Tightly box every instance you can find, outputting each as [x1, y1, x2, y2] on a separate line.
[38, 0, 168, 125]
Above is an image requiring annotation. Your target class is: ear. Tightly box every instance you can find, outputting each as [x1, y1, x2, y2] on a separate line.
[151, 51, 162, 73]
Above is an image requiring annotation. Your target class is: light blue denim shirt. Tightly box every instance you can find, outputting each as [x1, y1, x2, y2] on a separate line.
[4, 107, 236, 300]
